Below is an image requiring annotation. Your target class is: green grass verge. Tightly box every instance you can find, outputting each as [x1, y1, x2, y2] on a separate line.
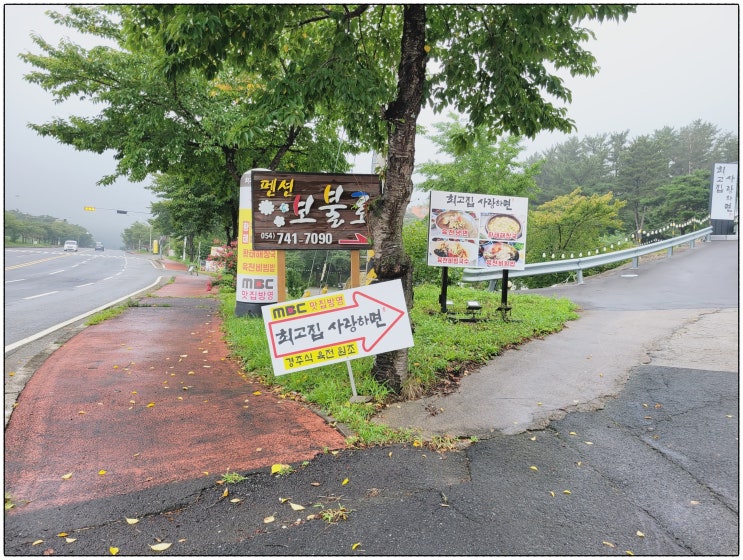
[85, 299, 140, 326]
[218, 284, 578, 446]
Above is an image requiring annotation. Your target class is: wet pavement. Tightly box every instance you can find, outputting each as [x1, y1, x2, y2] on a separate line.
[4, 266, 345, 515]
[3, 246, 738, 556]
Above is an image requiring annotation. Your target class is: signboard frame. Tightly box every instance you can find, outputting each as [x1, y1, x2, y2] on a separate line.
[427, 190, 529, 271]
[250, 171, 381, 251]
[261, 280, 413, 376]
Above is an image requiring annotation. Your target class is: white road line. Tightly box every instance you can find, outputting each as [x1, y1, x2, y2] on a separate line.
[5, 279, 25, 284]
[48, 270, 65, 275]
[5, 276, 164, 354]
[24, 291, 58, 300]
[76, 283, 95, 288]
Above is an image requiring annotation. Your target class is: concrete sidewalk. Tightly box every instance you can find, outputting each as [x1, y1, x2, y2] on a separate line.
[374, 307, 739, 438]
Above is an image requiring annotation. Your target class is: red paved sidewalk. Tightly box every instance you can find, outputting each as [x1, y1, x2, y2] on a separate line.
[5, 276, 346, 514]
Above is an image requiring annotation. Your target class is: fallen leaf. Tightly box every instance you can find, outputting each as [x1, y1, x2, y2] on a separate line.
[253, 391, 262, 396]
[352, 542, 362, 550]
[529, 465, 538, 472]
[569, 431, 577, 436]
[65, 538, 77, 544]
[690, 500, 700, 505]
[150, 542, 172, 551]
[264, 515, 275, 524]
[342, 478, 349, 485]
[32, 540, 44, 546]
[289, 502, 305, 511]
[636, 531, 645, 538]
[529, 436, 537, 441]
[57, 533, 68, 538]
[230, 498, 242, 503]
[584, 441, 594, 445]
[126, 518, 139, 525]
[563, 490, 571, 495]
[147, 402, 155, 408]
[271, 463, 289, 475]
[109, 547, 119, 555]
[61, 473, 73, 480]
[310, 482, 321, 487]
[625, 551, 634, 556]
[280, 497, 290, 503]
[549, 491, 555, 497]
[602, 541, 616, 548]
[98, 470, 107, 476]
[222, 488, 229, 498]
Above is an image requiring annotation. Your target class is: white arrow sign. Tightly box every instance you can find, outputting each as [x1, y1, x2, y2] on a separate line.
[262, 280, 413, 376]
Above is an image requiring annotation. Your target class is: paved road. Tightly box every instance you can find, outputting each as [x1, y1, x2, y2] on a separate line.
[4, 241, 738, 555]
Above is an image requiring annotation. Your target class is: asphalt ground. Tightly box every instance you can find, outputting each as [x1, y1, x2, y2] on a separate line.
[4, 245, 739, 555]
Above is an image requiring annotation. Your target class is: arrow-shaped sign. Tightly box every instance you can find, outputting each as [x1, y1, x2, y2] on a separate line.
[338, 232, 369, 245]
[262, 280, 413, 376]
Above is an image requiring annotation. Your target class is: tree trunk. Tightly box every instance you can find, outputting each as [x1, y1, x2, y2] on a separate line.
[367, 5, 427, 392]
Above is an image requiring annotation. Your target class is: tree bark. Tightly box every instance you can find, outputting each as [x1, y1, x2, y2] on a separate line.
[367, 5, 427, 392]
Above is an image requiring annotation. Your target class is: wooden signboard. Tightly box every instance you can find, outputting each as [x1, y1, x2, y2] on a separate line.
[251, 171, 381, 251]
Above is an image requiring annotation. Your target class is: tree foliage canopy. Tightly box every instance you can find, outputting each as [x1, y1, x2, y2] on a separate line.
[22, 4, 636, 390]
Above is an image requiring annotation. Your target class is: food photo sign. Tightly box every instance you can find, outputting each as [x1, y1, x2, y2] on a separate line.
[427, 190, 528, 270]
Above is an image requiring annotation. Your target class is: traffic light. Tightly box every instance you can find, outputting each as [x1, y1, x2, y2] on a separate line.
[84, 206, 96, 211]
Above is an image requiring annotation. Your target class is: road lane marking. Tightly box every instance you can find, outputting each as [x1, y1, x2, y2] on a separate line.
[5, 279, 25, 284]
[76, 283, 95, 288]
[24, 291, 59, 300]
[5, 276, 165, 354]
[48, 270, 65, 275]
[4, 254, 71, 271]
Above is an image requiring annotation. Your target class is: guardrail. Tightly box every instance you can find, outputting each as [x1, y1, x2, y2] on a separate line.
[462, 226, 713, 285]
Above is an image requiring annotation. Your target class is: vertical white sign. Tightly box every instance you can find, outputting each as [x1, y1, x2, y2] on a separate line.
[710, 163, 738, 221]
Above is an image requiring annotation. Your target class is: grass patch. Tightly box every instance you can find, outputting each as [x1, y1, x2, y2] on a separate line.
[85, 299, 139, 326]
[219, 284, 578, 446]
[220, 471, 247, 484]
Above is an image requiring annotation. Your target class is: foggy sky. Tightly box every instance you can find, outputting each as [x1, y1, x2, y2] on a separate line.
[3, 5, 739, 247]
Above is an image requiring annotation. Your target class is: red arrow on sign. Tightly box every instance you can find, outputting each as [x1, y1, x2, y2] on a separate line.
[268, 290, 405, 358]
[338, 232, 369, 245]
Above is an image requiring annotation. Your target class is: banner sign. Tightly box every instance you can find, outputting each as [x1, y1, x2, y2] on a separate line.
[710, 163, 738, 221]
[427, 190, 528, 270]
[251, 171, 381, 250]
[262, 280, 413, 376]
[237, 172, 279, 305]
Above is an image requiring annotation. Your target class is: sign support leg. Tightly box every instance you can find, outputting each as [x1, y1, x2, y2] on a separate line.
[347, 360, 372, 403]
[498, 270, 512, 321]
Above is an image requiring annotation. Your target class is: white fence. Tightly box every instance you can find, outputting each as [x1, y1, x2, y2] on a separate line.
[462, 226, 713, 285]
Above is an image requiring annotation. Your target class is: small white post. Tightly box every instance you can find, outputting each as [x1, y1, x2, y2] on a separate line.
[346, 360, 372, 403]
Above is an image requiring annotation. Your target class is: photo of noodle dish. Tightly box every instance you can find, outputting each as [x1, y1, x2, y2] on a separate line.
[481, 213, 522, 240]
[430, 237, 476, 265]
[479, 241, 519, 266]
[432, 210, 479, 238]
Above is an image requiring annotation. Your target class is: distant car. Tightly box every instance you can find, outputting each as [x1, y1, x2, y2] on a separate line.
[94, 242, 104, 251]
[64, 240, 78, 252]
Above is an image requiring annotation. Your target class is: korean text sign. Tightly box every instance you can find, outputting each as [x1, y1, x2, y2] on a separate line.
[251, 171, 381, 250]
[427, 190, 528, 270]
[262, 280, 414, 376]
[710, 163, 738, 221]
[237, 171, 278, 305]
